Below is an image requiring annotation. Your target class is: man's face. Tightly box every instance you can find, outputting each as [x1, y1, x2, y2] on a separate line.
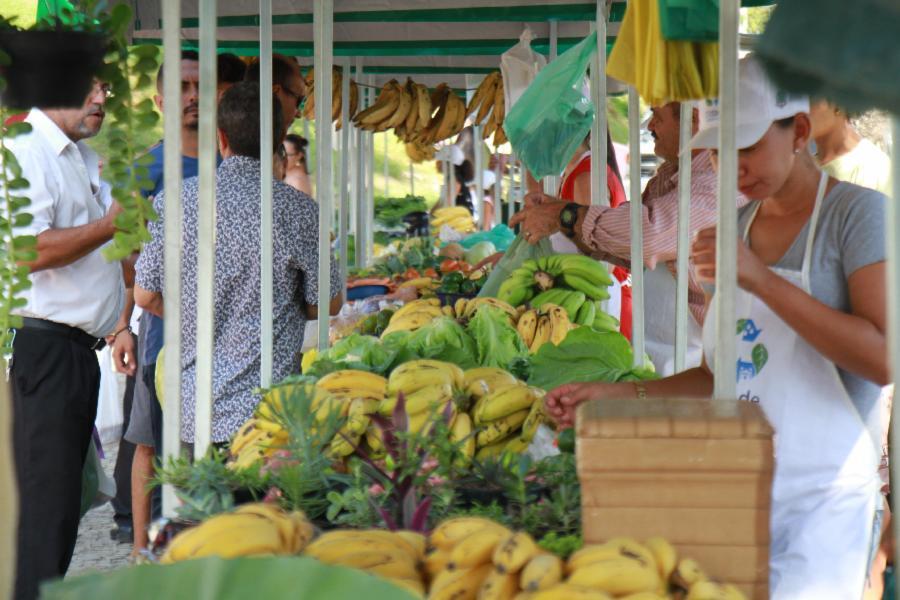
[275, 66, 305, 126]
[52, 79, 109, 142]
[647, 102, 681, 162]
[155, 59, 200, 129]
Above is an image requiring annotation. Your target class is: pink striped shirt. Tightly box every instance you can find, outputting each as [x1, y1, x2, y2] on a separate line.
[580, 150, 746, 325]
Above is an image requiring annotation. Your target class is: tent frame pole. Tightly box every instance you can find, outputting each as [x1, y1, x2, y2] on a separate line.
[314, 0, 334, 350]
[674, 102, 693, 372]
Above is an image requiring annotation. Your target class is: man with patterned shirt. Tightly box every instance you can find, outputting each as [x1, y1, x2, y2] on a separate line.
[134, 81, 342, 443]
[512, 102, 746, 375]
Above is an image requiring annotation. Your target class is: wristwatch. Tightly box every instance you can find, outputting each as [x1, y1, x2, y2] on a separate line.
[559, 202, 581, 238]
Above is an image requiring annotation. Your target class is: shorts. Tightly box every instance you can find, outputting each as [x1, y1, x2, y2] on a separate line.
[124, 363, 161, 448]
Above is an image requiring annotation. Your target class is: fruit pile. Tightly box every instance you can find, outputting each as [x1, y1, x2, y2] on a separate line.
[498, 254, 614, 313]
[379, 297, 516, 338]
[431, 206, 477, 235]
[466, 71, 507, 147]
[160, 503, 314, 563]
[301, 66, 359, 129]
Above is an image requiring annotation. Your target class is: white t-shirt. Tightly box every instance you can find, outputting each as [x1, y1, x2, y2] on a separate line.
[8, 109, 124, 337]
[821, 138, 892, 196]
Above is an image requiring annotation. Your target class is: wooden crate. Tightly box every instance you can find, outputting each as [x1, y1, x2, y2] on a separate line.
[577, 397, 774, 600]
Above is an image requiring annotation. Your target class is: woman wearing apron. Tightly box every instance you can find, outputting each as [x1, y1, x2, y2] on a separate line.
[543, 55, 888, 599]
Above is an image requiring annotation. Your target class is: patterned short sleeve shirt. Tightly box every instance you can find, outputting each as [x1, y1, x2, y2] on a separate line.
[135, 155, 340, 442]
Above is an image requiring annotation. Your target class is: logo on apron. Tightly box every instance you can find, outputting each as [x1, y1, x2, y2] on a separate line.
[735, 318, 769, 382]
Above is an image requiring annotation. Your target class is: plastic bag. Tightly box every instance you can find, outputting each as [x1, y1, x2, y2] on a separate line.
[477, 233, 555, 298]
[80, 433, 115, 517]
[500, 28, 548, 112]
[455, 224, 517, 252]
[504, 32, 596, 179]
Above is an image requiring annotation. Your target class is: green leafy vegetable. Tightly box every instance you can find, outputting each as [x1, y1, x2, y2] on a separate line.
[304, 333, 399, 377]
[374, 194, 427, 228]
[406, 317, 478, 369]
[528, 327, 645, 390]
[466, 306, 529, 370]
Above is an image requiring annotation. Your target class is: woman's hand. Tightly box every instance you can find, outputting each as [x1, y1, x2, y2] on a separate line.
[545, 381, 632, 428]
[691, 226, 771, 293]
[509, 197, 566, 245]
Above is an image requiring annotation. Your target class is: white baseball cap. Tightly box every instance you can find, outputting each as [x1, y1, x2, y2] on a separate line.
[688, 55, 809, 151]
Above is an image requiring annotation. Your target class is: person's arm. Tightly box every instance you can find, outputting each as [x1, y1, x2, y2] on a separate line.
[481, 200, 494, 231]
[27, 204, 121, 272]
[108, 288, 137, 376]
[133, 195, 166, 318]
[134, 285, 164, 318]
[304, 293, 344, 319]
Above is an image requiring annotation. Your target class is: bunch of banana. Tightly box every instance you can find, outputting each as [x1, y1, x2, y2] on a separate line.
[466, 71, 507, 147]
[431, 205, 476, 235]
[416, 83, 467, 145]
[398, 277, 439, 295]
[312, 369, 387, 458]
[497, 254, 613, 311]
[227, 418, 289, 470]
[160, 503, 314, 563]
[352, 79, 409, 133]
[380, 298, 443, 337]
[405, 139, 437, 163]
[426, 517, 513, 599]
[381, 360, 465, 429]
[463, 366, 520, 399]
[516, 303, 577, 353]
[395, 79, 435, 143]
[301, 66, 359, 127]
[303, 529, 427, 597]
[471, 383, 545, 460]
[458, 297, 519, 323]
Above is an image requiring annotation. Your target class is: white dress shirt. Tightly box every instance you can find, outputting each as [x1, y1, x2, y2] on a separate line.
[8, 109, 123, 337]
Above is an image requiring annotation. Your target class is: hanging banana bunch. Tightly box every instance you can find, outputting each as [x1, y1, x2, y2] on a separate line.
[466, 71, 507, 147]
[301, 66, 359, 128]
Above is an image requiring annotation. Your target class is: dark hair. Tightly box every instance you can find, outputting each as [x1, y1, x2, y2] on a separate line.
[284, 133, 308, 154]
[774, 116, 796, 128]
[455, 159, 475, 184]
[217, 53, 247, 84]
[217, 82, 283, 159]
[244, 54, 299, 90]
[156, 50, 200, 90]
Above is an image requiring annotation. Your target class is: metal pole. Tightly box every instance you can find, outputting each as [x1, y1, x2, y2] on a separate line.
[446, 148, 455, 208]
[339, 58, 351, 300]
[303, 117, 311, 175]
[409, 161, 415, 197]
[888, 117, 900, 600]
[494, 156, 502, 227]
[160, 0, 182, 517]
[193, 0, 217, 459]
[544, 19, 560, 197]
[383, 131, 389, 197]
[367, 74, 375, 265]
[628, 87, 644, 366]
[713, 0, 740, 399]
[314, 0, 333, 350]
[474, 125, 484, 229]
[589, 8, 608, 207]
[355, 74, 367, 269]
[674, 102, 693, 373]
[259, 0, 273, 388]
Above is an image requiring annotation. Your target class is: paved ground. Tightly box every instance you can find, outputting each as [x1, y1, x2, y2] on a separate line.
[67, 444, 133, 578]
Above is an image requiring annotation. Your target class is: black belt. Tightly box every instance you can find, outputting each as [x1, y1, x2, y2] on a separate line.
[18, 317, 106, 351]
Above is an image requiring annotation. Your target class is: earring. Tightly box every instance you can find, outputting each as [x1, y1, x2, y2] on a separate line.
[793, 148, 800, 154]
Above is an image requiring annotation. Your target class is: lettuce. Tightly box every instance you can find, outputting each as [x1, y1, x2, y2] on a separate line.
[466, 306, 529, 370]
[405, 317, 478, 369]
[528, 327, 656, 390]
[305, 333, 400, 377]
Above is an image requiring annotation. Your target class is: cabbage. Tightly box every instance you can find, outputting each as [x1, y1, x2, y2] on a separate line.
[405, 317, 478, 369]
[463, 241, 497, 265]
[466, 306, 529, 370]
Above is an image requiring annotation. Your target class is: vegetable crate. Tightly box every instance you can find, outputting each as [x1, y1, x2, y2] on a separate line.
[576, 397, 774, 600]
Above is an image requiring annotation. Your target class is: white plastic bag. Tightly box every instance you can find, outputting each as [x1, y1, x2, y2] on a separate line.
[500, 28, 547, 112]
[526, 424, 561, 461]
[94, 347, 123, 446]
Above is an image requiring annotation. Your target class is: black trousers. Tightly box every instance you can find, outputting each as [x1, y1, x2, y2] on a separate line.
[111, 332, 139, 526]
[11, 328, 100, 600]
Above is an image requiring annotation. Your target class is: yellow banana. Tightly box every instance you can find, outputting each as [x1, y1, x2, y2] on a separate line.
[471, 71, 500, 122]
[353, 80, 402, 127]
[567, 557, 660, 596]
[503, 436, 530, 454]
[316, 370, 387, 399]
[464, 297, 519, 321]
[441, 305, 455, 317]
[395, 531, 427, 560]
[402, 79, 419, 134]
[685, 581, 746, 600]
[493, 531, 540, 574]
[493, 125, 508, 147]
[619, 593, 669, 600]
[529, 316, 552, 353]
[401, 383, 454, 416]
[516, 310, 538, 348]
[644, 537, 677, 582]
[520, 397, 546, 443]
[393, 297, 440, 319]
[475, 409, 529, 447]
[232, 504, 313, 553]
[547, 305, 572, 345]
[429, 517, 508, 552]
[327, 427, 361, 458]
[493, 76, 505, 125]
[476, 437, 511, 462]
[429, 563, 493, 600]
[530, 584, 614, 600]
[414, 83, 432, 131]
[450, 412, 476, 464]
[364, 423, 386, 457]
[520, 554, 563, 591]
[475, 384, 537, 423]
[479, 568, 520, 600]
[161, 513, 286, 563]
[305, 529, 420, 562]
[424, 548, 451, 580]
[454, 297, 470, 318]
[388, 359, 464, 395]
[464, 367, 520, 399]
[408, 402, 455, 435]
[672, 557, 708, 587]
[567, 538, 655, 574]
[449, 527, 511, 569]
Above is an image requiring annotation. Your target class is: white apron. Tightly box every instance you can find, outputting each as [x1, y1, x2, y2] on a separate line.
[703, 173, 880, 600]
[550, 232, 622, 323]
[644, 263, 703, 376]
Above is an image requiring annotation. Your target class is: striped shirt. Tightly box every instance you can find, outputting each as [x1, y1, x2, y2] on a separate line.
[580, 150, 746, 325]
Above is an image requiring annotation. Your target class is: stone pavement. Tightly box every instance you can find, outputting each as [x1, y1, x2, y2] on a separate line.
[67, 444, 133, 578]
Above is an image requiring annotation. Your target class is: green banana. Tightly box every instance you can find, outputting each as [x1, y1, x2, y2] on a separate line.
[529, 288, 569, 309]
[575, 299, 596, 326]
[561, 272, 611, 301]
[536, 255, 565, 275]
[498, 278, 529, 306]
[560, 290, 586, 320]
[557, 254, 614, 285]
[592, 310, 620, 332]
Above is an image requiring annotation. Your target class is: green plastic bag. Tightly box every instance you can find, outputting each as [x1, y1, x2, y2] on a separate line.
[478, 234, 554, 298]
[504, 32, 596, 179]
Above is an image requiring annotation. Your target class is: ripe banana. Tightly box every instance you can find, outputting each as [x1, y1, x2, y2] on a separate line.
[493, 124, 508, 147]
[546, 305, 573, 345]
[353, 80, 402, 128]
[403, 79, 419, 134]
[567, 556, 660, 596]
[530, 584, 615, 599]
[464, 297, 519, 321]
[381, 78, 414, 130]
[233, 504, 314, 553]
[450, 412, 476, 464]
[479, 568, 520, 600]
[468, 71, 500, 121]
[644, 537, 677, 582]
[161, 512, 287, 563]
[380, 310, 436, 337]
[392, 297, 440, 320]
[493, 531, 540, 574]
[429, 563, 493, 600]
[474, 384, 536, 423]
[475, 408, 530, 446]
[520, 553, 563, 591]
[520, 396, 546, 443]
[415, 83, 432, 129]
[464, 367, 520, 399]
[425, 549, 451, 580]
[327, 427, 361, 458]
[454, 297, 470, 318]
[401, 383, 454, 416]
[672, 557, 708, 588]
[516, 309, 539, 348]
[316, 370, 387, 400]
[388, 359, 464, 395]
[429, 517, 508, 552]
[568, 538, 656, 574]
[529, 316, 552, 353]
[685, 581, 746, 600]
[448, 527, 511, 570]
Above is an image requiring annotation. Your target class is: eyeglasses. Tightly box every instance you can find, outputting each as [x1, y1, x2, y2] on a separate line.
[91, 80, 113, 100]
[280, 86, 305, 111]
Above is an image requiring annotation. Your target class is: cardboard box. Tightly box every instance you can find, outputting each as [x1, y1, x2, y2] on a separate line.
[577, 397, 774, 600]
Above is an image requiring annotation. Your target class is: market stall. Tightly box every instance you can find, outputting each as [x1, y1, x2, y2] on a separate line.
[16, 0, 900, 598]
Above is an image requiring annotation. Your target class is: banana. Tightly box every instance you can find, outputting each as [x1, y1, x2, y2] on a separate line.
[503, 436, 530, 454]
[475, 409, 530, 446]
[529, 316, 552, 354]
[316, 370, 387, 400]
[464, 297, 519, 321]
[575, 300, 597, 326]
[388, 359, 465, 395]
[454, 297, 470, 318]
[530, 585, 614, 600]
[493, 531, 540, 574]
[432, 90, 466, 143]
[566, 544, 628, 573]
[557, 254, 614, 287]
[475, 437, 511, 461]
[429, 563, 493, 600]
[414, 83, 432, 130]
[561, 273, 610, 302]
[317, 549, 419, 578]
[546, 305, 572, 345]
[469, 71, 500, 121]
[382, 79, 414, 130]
[161, 512, 287, 563]
[559, 291, 587, 322]
[618, 594, 668, 600]
[685, 581, 746, 600]
[393, 297, 441, 319]
[353, 80, 402, 128]
[643, 537, 677, 582]
[592, 310, 620, 333]
[331, 68, 342, 122]
[479, 568, 520, 600]
[327, 427, 361, 458]
[425, 548, 452, 580]
[305, 531, 419, 563]
[401, 383, 454, 416]
[567, 557, 659, 596]
[364, 423, 386, 457]
[441, 305, 455, 317]
[483, 107, 499, 140]
[475, 384, 536, 423]
[520, 553, 563, 591]
[493, 125, 508, 147]
[464, 367, 520, 399]
[516, 309, 539, 348]
[672, 557, 708, 588]
[395, 531, 426, 561]
[497, 277, 533, 308]
[528, 289, 570, 311]
[450, 412, 476, 463]
[421, 84, 451, 144]
[233, 504, 314, 553]
[430, 517, 508, 552]
[519, 397, 546, 443]
[492, 76, 505, 124]
[568, 538, 656, 574]
[449, 527, 511, 569]
[403, 79, 420, 134]
[380, 311, 435, 337]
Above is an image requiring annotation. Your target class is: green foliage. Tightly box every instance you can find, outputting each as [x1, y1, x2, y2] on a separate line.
[374, 194, 427, 228]
[0, 51, 36, 353]
[537, 531, 584, 560]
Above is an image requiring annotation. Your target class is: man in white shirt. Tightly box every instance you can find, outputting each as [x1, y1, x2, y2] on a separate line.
[8, 80, 135, 600]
